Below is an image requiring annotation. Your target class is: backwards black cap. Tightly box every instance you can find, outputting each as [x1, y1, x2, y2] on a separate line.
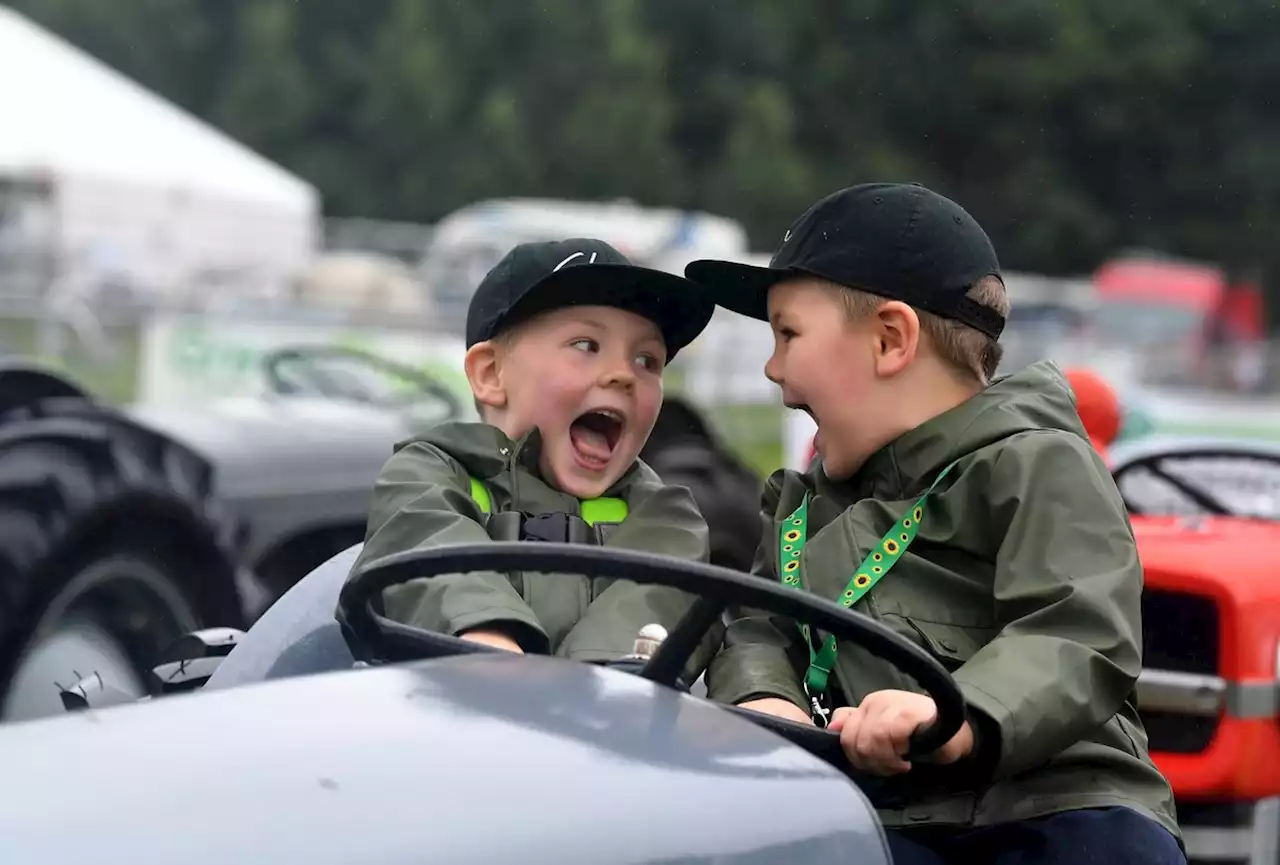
[466, 238, 714, 360]
[685, 183, 1005, 338]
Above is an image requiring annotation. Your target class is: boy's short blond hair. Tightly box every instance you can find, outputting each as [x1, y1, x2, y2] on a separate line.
[834, 276, 1009, 384]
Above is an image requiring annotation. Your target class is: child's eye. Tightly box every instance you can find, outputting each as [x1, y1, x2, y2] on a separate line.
[777, 327, 797, 342]
[570, 338, 600, 353]
[635, 352, 664, 372]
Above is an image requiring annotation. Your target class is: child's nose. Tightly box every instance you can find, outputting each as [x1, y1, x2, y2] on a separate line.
[600, 356, 637, 390]
[764, 351, 783, 386]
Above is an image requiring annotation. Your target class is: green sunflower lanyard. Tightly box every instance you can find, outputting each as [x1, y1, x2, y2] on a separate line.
[777, 460, 961, 727]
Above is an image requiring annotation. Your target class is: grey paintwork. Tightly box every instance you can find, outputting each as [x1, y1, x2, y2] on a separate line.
[204, 544, 362, 689]
[206, 541, 716, 696]
[0, 652, 888, 865]
[126, 396, 403, 567]
[121, 345, 475, 580]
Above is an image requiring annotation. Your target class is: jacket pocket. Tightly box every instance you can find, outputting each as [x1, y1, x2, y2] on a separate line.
[894, 615, 997, 673]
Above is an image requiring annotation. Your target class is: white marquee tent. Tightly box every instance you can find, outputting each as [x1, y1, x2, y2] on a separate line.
[0, 5, 320, 298]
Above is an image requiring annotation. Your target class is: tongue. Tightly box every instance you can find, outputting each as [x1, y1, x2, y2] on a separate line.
[570, 423, 613, 463]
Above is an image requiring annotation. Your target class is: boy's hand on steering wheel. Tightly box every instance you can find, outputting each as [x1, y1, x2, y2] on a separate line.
[829, 689, 973, 776]
[459, 629, 525, 653]
[736, 697, 814, 726]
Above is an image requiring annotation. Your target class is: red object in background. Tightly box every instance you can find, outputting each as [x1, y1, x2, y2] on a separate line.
[1217, 276, 1265, 342]
[1094, 257, 1225, 307]
[1134, 517, 1280, 803]
[1063, 367, 1121, 460]
[1063, 365, 1280, 809]
[1093, 256, 1265, 342]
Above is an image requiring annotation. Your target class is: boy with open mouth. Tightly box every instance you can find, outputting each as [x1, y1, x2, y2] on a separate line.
[687, 184, 1184, 864]
[345, 238, 721, 675]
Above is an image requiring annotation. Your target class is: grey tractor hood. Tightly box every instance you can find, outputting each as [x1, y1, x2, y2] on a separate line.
[125, 396, 405, 500]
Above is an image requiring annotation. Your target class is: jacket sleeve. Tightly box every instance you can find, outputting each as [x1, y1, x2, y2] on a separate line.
[704, 472, 809, 711]
[557, 481, 723, 680]
[348, 441, 548, 652]
[952, 431, 1143, 779]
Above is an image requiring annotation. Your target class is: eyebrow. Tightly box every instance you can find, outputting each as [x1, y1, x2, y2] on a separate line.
[566, 315, 663, 345]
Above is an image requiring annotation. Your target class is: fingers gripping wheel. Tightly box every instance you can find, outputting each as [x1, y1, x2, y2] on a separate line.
[338, 543, 967, 768]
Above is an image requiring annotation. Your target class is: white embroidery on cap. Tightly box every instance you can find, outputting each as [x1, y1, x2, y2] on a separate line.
[552, 251, 598, 272]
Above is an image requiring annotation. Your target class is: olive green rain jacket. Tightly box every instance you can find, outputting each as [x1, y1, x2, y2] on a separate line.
[707, 361, 1180, 839]
[346, 422, 721, 679]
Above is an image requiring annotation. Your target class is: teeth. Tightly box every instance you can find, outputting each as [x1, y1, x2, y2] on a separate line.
[596, 409, 623, 423]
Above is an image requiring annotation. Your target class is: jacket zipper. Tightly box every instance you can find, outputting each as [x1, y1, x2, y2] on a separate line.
[503, 440, 529, 601]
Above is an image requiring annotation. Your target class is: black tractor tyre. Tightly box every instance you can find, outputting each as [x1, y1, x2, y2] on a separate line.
[0, 394, 245, 722]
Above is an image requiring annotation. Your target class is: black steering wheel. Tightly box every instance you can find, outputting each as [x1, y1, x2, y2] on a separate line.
[338, 543, 967, 774]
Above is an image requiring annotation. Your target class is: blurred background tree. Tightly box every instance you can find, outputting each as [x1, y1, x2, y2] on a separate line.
[13, 0, 1280, 316]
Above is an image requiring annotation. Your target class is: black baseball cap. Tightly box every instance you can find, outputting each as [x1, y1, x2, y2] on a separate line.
[465, 238, 714, 359]
[685, 183, 1005, 338]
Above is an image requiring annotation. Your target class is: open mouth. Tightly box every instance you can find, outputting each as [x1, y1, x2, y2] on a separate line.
[786, 401, 815, 421]
[569, 409, 625, 469]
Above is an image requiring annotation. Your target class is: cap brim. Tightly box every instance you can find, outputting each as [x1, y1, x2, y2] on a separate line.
[683, 260, 799, 322]
[505, 264, 715, 360]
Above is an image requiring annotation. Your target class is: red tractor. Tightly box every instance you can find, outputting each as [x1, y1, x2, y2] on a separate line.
[1075, 368, 1280, 865]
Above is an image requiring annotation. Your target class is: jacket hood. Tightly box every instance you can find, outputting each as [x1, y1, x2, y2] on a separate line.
[857, 360, 1086, 492]
[401, 421, 520, 480]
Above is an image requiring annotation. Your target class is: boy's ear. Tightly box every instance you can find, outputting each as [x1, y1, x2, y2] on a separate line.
[464, 341, 507, 413]
[872, 300, 920, 377]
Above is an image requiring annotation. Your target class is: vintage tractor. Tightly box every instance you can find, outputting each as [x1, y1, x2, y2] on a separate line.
[0, 362, 244, 722]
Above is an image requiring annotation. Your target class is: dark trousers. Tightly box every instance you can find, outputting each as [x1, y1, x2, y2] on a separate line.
[885, 806, 1187, 865]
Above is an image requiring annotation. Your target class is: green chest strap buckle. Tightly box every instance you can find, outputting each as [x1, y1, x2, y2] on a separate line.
[468, 476, 628, 526]
[777, 460, 962, 714]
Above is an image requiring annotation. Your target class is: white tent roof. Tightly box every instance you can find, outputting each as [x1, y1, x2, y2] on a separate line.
[0, 6, 318, 213]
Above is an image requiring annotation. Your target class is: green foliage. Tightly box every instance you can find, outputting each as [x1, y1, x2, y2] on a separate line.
[10, 0, 1280, 308]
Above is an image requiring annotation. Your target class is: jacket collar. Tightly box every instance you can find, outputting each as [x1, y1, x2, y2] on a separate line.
[834, 360, 1080, 498]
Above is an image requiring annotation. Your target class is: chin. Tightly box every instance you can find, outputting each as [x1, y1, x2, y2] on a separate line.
[560, 475, 611, 500]
[545, 457, 621, 500]
[816, 452, 856, 481]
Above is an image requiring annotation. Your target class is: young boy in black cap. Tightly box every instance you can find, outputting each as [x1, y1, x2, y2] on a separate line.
[687, 184, 1185, 864]
[345, 239, 721, 675]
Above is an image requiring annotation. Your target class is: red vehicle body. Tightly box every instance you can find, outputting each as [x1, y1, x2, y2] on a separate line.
[1134, 517, 1280, 799]
[1115, 467, 1280, 865]
[1092, 256, 1265, 389]
[1078, 369, 1278, 865]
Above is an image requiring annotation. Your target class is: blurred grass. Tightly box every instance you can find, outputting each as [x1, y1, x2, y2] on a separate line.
[0, 314, 788, 473]
[664, 366, 783, 476]
[703, 402, 783, 477]
[0, 316, 140, 404]
[1155, 419, 1280, 441]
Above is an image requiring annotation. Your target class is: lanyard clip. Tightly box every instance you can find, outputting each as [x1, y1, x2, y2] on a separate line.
[804, 682, 831, 728]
